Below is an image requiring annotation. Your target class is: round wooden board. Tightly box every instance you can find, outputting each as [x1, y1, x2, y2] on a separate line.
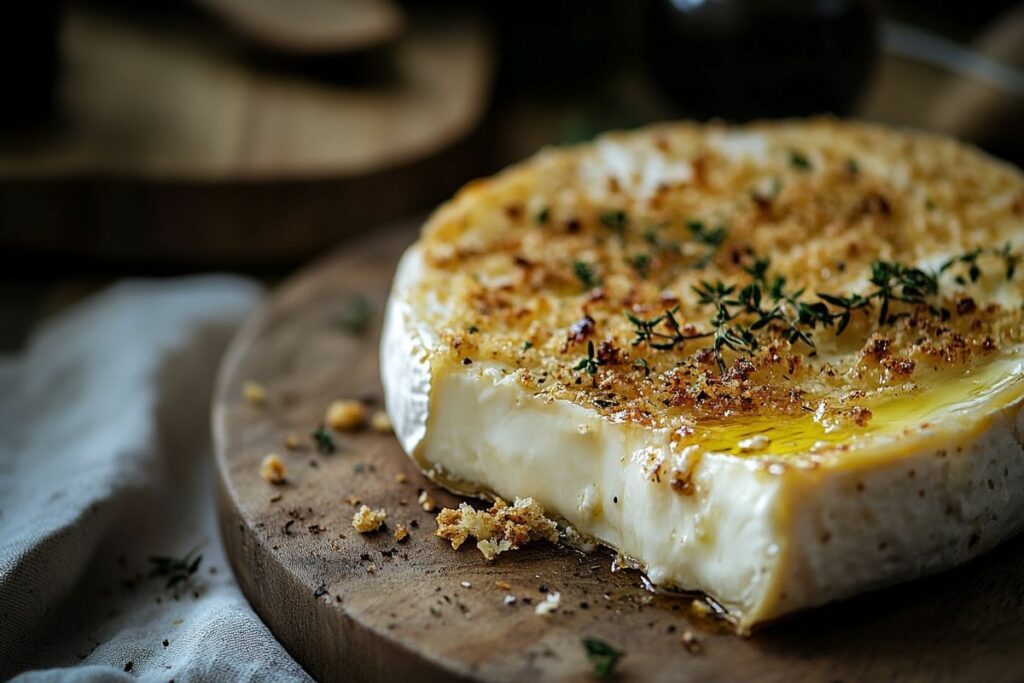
[213, 218, 1024, 683]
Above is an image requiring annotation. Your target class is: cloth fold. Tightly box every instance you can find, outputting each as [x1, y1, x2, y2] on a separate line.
[0, 277, 311, 682]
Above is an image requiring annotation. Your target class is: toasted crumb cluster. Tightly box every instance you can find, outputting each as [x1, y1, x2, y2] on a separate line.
[409, 119, 1024, 439]
[435, 497, 559, 560]
[535, 591, 561, 616]
[259, 454, 286, 485]
[242, 380, 267, 405]
[370, 410, 393, 433]
[418, 490, 436, 512]
[326, 400, 367, 432]
[352, 505, 387, 533]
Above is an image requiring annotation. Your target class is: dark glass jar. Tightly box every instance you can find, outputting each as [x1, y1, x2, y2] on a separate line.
[644, 0, 879, 121]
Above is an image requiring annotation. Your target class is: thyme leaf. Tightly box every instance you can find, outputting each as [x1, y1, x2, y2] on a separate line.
[789, 150, 812, 171]
[583, 638, 623, 679]
[599, 209, 628, 233]
[312, 424, 336, 454]
[335, 296, 373, 335]
[148, 546, 202, 589]
[573, 340, 601, 375]
[573, 260, 600, 290]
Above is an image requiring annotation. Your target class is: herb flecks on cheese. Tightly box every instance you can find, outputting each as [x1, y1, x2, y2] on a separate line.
[413, 120, 1024, 434]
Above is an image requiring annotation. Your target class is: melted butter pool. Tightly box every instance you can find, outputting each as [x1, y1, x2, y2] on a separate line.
[679, 355, 1024, 458]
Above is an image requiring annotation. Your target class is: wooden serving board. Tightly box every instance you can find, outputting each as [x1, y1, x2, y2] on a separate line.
[0, 3, 490, 265]
[212, 218, 1024, 682]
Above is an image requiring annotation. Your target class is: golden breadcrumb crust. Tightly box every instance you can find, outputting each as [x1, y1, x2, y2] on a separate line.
[408, 119, 1024, 438]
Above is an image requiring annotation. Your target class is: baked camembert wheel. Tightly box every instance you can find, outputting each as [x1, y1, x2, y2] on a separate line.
[380, 119, 1024, 631]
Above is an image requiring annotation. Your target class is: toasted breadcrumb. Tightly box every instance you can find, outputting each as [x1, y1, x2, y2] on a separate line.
[495, 580, 512, 590]
[352, 505, 387, 533]
[326, 400, 366, 432]
[370, 411, 393, 433]
[680, 630, 702, 654]
[242, 381, 267, 405]
[535, 591, 561, 616]
[418, 490, 436, 512]
[395, 473, 408, 484]
[690, 599, 712, 618]
[259, 454, 286, 485]
[408, 120, 1024, 441]
[394, 524, 410, 543]
[435, 497, 558, 561]
[345, 495, 361, 506]
[283, 434, 301, 450]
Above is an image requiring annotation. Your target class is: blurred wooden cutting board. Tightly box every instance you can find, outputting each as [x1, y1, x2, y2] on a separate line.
[0, 3, 491, 265]
[197, 0, 405, 55]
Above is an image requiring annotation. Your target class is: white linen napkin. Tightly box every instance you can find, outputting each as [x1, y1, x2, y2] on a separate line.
[0, 276, 312, 682]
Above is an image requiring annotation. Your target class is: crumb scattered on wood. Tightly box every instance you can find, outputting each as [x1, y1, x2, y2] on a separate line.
[352, 505, 387, 533]
[326, 399, 367, 432]
[242, 380, 266, 405]
[535, 591, 561, 616]
[394, 524, 410, 543]
[418, 490, 436, 512]
[495, 580, 512, 590]
[260, 454, 286, 485]
[370, 410, 393, 433]
[690, 599, 712, 618]
[345, 495, 361, 506]
[395, 473, 408, 484]
[680, 630, 702, 654]
[283, 434, 301, 450]
[435, 497, 558, 561]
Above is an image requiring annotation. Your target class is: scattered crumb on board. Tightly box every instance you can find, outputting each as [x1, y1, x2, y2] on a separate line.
[435, 497, 558, 561]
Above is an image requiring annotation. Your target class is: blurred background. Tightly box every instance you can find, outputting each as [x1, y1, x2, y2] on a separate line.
[1, 0, 1022, 349]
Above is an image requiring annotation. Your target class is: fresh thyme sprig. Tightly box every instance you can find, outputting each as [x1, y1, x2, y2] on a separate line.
[868, 260, 942, 324]
[573, 340, 601, 375]
[940, 244, 1018, 285]
[622, 244, 1020, 373]
[626, 306, 711, 351]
